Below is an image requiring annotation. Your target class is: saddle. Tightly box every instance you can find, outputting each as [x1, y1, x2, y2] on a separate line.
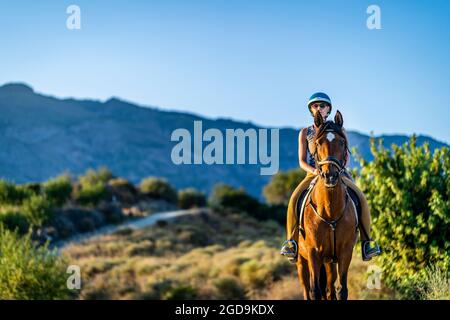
[296, 177, 362, 240]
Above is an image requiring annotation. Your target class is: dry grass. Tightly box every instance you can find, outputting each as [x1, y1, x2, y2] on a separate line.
[62, 209, 395, 300]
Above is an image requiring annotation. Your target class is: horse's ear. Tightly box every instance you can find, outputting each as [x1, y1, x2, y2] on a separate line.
[314, 111, 323, 128]
[334, 110, 343, 127]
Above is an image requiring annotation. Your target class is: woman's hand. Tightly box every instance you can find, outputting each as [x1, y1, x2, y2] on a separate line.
[313, 168, 319, 175]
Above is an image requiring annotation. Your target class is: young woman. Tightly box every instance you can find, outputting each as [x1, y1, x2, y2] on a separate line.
[280, 92, 381, 262]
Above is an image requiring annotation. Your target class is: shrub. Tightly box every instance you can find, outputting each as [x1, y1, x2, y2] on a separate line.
[43, 174, 73, 207]
[0, 180, 33, 205]
[79, 167, 113, 186]
[97, 202, 124, 224]
[107, 178, 138, 204]
[0, 209, 29, 234]
[62, 208, 105, 233]
[415, 264, 450, 300]
[73, 182, 108, 207]
[21, 194, 54, 227]
[0, 227, 72, 299]
[261, 204, 287, 226]
[178, 188, 207, 209]
[208, 184, 264, 219]
[139, 177, 177, 204]
[162, 284, 197, 300]
[124, 240, 155, 257]
[263, 168, 306, 206]
[48, 214, 76, 239]
[239, 260, 271, 289]
[19, 183, 42, 196]
[73, 168, 113, 207]
[145, 279, 197, 300]
[354, 136, 449, 298]
[214, 276, 246, 299]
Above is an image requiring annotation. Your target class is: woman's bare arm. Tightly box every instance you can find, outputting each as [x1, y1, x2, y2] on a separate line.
[298, 128, 317, 175]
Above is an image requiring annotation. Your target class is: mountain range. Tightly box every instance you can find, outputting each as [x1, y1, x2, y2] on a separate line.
[0, 83, 447, 199]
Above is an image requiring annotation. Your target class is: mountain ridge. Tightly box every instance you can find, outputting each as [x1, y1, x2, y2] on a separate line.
[0, 82, 447, 198]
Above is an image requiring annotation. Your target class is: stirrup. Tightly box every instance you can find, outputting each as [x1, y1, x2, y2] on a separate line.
[280, 240, 298, 263]
[362, 240, 381, 261]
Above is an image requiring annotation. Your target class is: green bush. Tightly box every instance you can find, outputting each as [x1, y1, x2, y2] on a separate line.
[354, 136, 449, 298]
[178, 188, 207, 209]
[73, 168, 114, 207]
[43, 174, 73, 207]
[208, 184, 265, 219]
[21, 194, 54, 227]
[107, 178, 138, 204]
[79, 167, 113, 186]
[19, 183, 42, 196]
[263, 168, 306, 206]
[162, 284, 197, 300]
[0, 209, 30, 234]
[0, 227, 72, 299]
[73, 182, 108, 207]
[74, 168, 112, 206]
[0, 180, 33, 205]
[239, 260, 272, 289]
[261, 204, 287, 226]
[139, 177, 177, 204]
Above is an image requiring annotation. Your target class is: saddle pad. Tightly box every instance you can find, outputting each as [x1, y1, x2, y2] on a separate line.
[296, 176, 319, 238]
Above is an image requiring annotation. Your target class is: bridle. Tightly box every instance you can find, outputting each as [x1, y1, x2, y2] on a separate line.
[312, 123, 350, 184]
[316, 155, 346, 180]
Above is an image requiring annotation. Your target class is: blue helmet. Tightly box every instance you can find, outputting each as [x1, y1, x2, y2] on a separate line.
[307, 92, 332, 112]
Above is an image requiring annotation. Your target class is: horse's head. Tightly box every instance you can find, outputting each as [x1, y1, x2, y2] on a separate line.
[312, 110, 348, 188]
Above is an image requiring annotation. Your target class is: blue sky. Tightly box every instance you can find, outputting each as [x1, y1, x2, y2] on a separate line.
[0, 0, 449, 143]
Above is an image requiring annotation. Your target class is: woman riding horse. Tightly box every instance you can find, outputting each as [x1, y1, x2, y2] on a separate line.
[280, 92, 381, 262]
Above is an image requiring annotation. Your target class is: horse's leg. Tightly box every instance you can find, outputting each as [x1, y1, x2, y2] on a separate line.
[337, 249, 352, 300]
[307, 250, 322, 300]
[324, 263, 337, 300]
[296, 255, 310, 300]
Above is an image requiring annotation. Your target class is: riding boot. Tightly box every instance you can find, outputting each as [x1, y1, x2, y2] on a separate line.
[361, 240, 381, 261]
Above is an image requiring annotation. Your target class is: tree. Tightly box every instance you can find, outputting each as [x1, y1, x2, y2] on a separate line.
[263, 168, 306, 206]
[178, 188, 207, 209]
[139, 177, 178, 204]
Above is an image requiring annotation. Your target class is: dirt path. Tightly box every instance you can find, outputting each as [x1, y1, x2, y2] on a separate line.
[54, 208, 204, 250]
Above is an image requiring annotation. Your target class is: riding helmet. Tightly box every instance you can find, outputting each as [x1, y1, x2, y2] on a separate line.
[307, 92, 332, 114]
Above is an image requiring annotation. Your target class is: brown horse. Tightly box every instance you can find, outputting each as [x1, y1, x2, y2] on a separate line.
[296, 110, 358, 300]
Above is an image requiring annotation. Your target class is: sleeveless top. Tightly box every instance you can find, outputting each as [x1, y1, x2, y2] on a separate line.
[305, 125, 316, 168]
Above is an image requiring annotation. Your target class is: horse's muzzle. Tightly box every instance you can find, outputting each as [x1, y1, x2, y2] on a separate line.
[323, 171, 339, 187]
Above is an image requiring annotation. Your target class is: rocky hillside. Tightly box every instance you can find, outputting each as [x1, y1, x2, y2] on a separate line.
[0, 83, 447, 198]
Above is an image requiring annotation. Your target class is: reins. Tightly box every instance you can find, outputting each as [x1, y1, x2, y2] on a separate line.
[308, 184, 350, 263]
[308, 122, 350, 263]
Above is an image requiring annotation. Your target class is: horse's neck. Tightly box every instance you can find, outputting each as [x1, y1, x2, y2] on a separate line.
[311, 179, 346, 220]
